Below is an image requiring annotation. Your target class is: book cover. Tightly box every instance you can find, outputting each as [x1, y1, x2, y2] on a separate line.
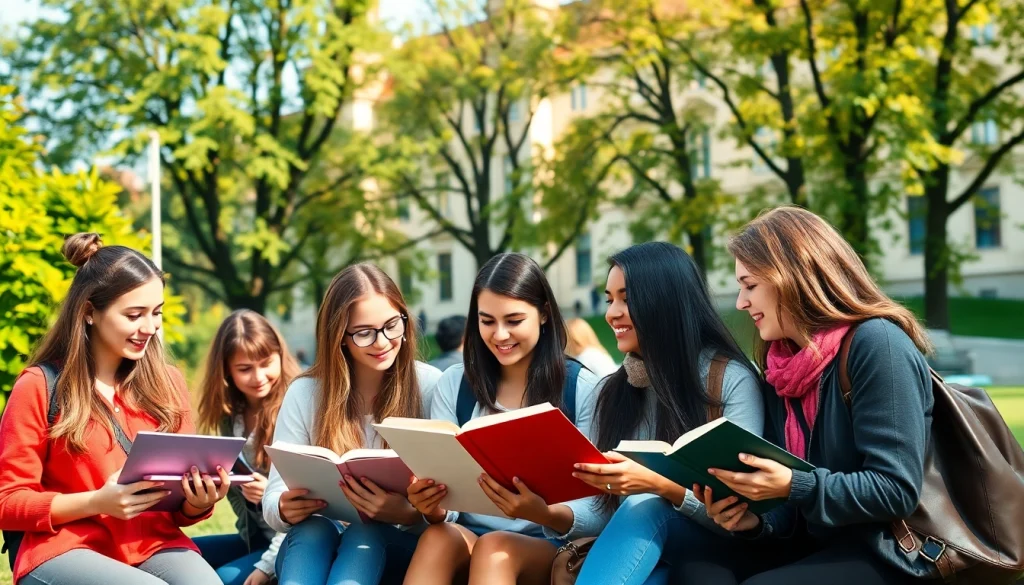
[615, 418, 815, 515]
[117, 431, 249, 512]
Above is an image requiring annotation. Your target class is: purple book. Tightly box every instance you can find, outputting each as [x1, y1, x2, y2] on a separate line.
[118, 431, 253, 512]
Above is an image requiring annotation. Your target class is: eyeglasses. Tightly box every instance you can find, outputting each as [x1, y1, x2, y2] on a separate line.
[345, 315, 407, 348]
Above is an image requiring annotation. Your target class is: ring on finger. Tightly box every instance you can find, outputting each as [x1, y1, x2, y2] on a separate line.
[606, 483, 613, 491]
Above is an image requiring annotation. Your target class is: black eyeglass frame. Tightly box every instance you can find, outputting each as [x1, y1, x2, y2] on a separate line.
[344, 314, 408, 348]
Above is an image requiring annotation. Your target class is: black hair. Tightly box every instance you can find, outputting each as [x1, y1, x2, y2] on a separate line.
[595, 242, 760, 510]
[463, 253, 568, 410]
[435, 315, 467, 353]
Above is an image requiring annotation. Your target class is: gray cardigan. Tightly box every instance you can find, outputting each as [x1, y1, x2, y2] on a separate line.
[750, 318, 934, 578]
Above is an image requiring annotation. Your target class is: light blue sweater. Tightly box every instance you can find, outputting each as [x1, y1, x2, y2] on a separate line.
[430, 362, 601, 539]
[547, 350, 765, 540]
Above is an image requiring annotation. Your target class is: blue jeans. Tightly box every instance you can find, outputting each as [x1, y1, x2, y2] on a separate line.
[192, 532, 271, 585]
[575, 494, 750, 585]
[275, 516, 422, 585]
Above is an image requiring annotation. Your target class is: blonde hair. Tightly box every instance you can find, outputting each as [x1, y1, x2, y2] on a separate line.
[727, 206, 931, 371]
[31, 233, 185, 451]
[565, 318, 610, 359]
[302, 264, 422, 455]
[196, 310, 300, 470]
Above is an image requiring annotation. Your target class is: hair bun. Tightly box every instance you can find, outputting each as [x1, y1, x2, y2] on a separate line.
[62, 233, 103, 268]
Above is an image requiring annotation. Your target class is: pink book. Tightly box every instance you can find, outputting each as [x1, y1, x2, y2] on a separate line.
[264, 442, 412, 524]
[118, 431, 254, 512]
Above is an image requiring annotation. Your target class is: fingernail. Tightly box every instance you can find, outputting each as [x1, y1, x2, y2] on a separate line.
[439, 485, 446, 490]
[345, 475, 353, 481]
[708, 469, 716, 475]
[426, 479, 434, 485]
[191, 466, 198, 473]
[216, 465, 223, 471]
[739, 453, 750, 461]
[513, 476, 520, 483]
[361, 477, 368, 483]
[571, 472, 578, 478]
[573, 464, 580, 469]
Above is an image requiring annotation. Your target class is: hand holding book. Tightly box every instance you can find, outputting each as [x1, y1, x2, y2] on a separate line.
[339, 475, 420, 525]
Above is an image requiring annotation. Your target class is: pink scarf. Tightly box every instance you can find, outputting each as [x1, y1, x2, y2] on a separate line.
[765, 325, 850, 459]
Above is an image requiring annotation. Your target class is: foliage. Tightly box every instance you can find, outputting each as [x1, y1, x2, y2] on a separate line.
[3, 0, 406, 313]
[377, 0, 598, 269]
[0, 87, 185, 407]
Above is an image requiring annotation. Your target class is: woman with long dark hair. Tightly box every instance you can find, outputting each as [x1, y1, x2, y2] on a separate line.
[571, 241, 765, 585]
[403, 252, 602, 585]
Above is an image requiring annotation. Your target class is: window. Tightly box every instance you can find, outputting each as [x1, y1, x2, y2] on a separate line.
[971, 22, 996, 45]
[575, 233, 592, 287]
[570, 84, 588, 111]
[979, 288, 998, 299]
[399, 264, 413, 295]
[397, 199, 410, 221]
[688, 130, 712, 179]
[508, 99, 522, 123]
[504, 156, 515, 195]
[907, 195, 926, 255]
[438, 252, 453, 301]
[435, 172, 451, 217]
[971, 119, 998, 145]
[974, 186, 1001, 249]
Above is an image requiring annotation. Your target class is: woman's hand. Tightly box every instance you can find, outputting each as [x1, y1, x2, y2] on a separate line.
[240, 472, 268, 505]
[278, 488, 326, 525]
[242, 568, 272, 585]
[340, 476, 419, 525]
[477, 474, 552, 525]
[90, 470, 171, 520]
[572, 451, 677, 499]
[708, 453, 793, 501]
[407, 476, 447, 523]
[181, 466, 231, 517]
[693, 485, 760, 532]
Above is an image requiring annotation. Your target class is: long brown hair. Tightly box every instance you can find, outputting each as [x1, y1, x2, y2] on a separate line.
[303, 263, 421, 455]
[196, 310, 299, 470]
[565, 317, 609, 359]
[31, 233, 185, 452]
[727, 206, 931, 371]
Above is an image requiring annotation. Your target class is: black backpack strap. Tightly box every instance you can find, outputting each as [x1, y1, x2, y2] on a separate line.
[838, 325, 861, 406]
[563, 359, 583, 424]
[37, 362, 61, 428]
[456, 373, 475, 427]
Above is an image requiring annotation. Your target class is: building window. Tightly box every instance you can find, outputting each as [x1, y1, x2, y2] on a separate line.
[575, 233, 592, 287]
[397, 199, 410, 221]
[508, 99, 522, 123]
[971, 22, 996, 45]
[907, 195, 926, 255]
[435, 172, 451, 217]
[979, 288, 998, 299]
[399, 264, 413, 295]
[438, 252, 453, 301]
[971, 119, 998, 145]
[974, 186, 1001, 249]
[688, 130, 711, 179]
[570, 84, 588, 111]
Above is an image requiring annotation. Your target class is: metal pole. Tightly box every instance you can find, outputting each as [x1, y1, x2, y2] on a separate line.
[148, 131, 164, 343]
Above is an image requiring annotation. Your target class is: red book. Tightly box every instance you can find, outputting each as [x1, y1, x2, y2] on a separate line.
[375, 403, 608, 517]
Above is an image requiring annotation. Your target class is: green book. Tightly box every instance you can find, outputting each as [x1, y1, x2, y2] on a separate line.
[615, 418, 814, 515]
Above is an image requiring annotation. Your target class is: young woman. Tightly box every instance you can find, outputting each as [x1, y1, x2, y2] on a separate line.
[568, 241, 765, 585]
[192, 310, 300, 585]
[402, 252, 603, 585]
[565, 318, 618, 379]
[262, 263, 443, 585]
[692, 206, 933, 585]
[0, 233, 228, 585]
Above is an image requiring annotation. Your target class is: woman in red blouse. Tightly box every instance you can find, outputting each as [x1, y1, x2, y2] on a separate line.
[0, 233, 230, 585]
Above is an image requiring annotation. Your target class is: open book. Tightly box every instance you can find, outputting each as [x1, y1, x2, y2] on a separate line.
[615, 418, 815, 515]
[374, 402, 607, 517]
[265, 442, 413, 524]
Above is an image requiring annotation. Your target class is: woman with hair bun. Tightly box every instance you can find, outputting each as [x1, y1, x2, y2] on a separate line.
[0, 233, 228, 585]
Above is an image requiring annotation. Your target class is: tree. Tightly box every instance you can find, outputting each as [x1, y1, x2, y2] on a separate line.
[0, 87, 184, 407]
[5, 0, 399, 314]
[905, 0, 1024, 329]
[378, 0, 598, 269]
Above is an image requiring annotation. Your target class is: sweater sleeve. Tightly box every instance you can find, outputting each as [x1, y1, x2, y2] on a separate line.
[787, 319, 931, 528]
[0, 368, 60, 534]
[254, 531, 285, 576]
[262, 378, 317, 533]
[675, 359, 765, 533]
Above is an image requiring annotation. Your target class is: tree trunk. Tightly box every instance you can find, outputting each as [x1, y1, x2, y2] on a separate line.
[923, 172, 952, 330]
[227, 293, 268, 315]
[839, 161, 872, 262]
[689, 229, 708, 278]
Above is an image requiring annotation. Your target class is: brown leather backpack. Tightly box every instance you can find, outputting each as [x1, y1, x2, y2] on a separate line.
[839, 326, 1024, 584]
[550, 355, 730, 585]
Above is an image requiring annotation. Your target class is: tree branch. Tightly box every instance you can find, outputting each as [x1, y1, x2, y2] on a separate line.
[949, 127, 1024, 212]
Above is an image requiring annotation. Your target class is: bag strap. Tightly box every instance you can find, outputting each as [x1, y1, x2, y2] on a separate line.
[705, 354, 728, 421]
[456, 359, 584, 427]
[838, 325, 860, 406]
[37, 362, 61, 428]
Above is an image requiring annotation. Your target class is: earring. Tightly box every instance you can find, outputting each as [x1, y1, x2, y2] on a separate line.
[86, 319, 93, 326]
[402, 335, 407, 341]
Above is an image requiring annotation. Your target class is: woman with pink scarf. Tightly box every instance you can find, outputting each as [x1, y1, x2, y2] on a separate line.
[688, 207, 935, 585]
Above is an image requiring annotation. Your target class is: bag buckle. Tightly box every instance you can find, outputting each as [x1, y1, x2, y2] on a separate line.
[556, 541, 578, 557]
[919, 536, 947, 564]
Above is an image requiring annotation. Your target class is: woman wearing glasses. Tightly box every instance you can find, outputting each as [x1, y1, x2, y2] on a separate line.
[262, 264, 443, 585]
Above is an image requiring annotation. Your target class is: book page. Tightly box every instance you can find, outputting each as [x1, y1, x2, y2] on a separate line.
[264, 444, 361, 523]
[374, 417, 461, 435]
[615, 440, 674, 454]
[266, 441, 344, 464]
[671, 417, 730, 452]
[338, 448, 400, 464]
[374, 423, 506, 517]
